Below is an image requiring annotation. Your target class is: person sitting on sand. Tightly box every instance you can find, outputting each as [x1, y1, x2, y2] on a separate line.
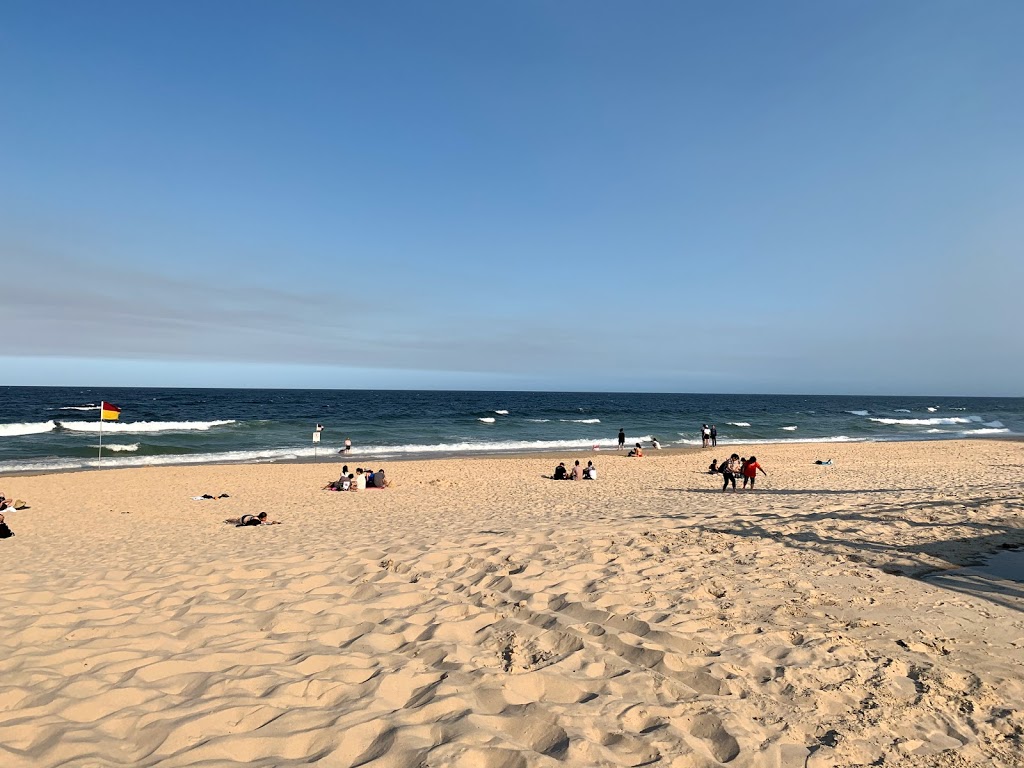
[721, 454, 741, 492]
[553, 462, 568, 480]
[742, 455, 767, 489]
[352, 468, 367, 491]
[372, 468, 390, 488]
[628, 443, 644, 457]
[708, 459, 719, 474]
[652, 437, 661, 450]
[571, 460, 583, 480]
[584, 460, 597, 480]
[0, 513, 13, 539]
[226, 512, 280, 526]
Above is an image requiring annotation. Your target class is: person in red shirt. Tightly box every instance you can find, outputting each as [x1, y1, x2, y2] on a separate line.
[742, 455, 767, 489]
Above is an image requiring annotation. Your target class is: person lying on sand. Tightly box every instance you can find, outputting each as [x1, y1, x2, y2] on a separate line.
[225, 513, 280, 526]
[814, 459, 833, 465]
[0, 513, 13, 539]
[0, 495, 28, 511]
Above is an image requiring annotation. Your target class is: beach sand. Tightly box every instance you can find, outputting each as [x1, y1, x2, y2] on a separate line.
[1, 439, 1023, 767]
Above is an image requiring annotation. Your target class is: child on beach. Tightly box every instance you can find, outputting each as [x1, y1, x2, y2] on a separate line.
[226, 513, 280, 526]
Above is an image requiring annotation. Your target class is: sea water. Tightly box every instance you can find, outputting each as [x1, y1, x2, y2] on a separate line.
[1, 387, 1022, 474]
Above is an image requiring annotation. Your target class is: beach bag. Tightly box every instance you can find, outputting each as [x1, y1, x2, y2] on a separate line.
[0, 522, 14, 538]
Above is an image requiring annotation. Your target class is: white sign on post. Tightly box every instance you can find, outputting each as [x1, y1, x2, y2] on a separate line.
[312, 432, 321, 443]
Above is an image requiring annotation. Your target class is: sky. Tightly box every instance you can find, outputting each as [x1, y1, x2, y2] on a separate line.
[1, 1, 1022, 395]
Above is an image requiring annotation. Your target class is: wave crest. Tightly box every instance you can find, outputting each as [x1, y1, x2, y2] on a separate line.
[1, 421, 58, 437]
[869, 416, 980, 426]
[59, 419, 236, 433]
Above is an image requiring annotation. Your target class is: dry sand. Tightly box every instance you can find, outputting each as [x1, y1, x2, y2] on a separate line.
[1, 439, 1023, 767]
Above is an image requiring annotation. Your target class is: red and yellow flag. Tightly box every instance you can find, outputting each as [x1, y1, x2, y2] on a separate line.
[100, 401, 121, 421]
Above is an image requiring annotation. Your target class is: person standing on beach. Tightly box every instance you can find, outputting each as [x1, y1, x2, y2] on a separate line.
[701, 424, 711, 448]
[618, 429, 625, 450]
[344, 437, 352, 453]
[721, 453, 741, 492]
[742, 456, 766, 489]
[710, 425, 717, 447]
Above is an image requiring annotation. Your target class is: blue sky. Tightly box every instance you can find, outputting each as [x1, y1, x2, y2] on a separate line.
[2, 1, 1021, 395]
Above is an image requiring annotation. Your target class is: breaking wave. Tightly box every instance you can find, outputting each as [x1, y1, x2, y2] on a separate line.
[560, 418, 601, 424]
[0, 421, 58, 437]
[477, 417, 496, 423]
[58, 405, 99, 411]
[58, 420, 236, 433]
[847, 410, 869, 416]
[728, 422, 751, 427]
[869, 416, 981, 426]
[89, 443, 140, 452]
[493, 410, 509, 415]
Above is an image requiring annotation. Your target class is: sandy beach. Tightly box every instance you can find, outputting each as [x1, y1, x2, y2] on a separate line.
[1, 438, 1022, 767]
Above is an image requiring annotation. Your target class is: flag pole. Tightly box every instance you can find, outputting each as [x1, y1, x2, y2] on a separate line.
[98, 402, 103, 461]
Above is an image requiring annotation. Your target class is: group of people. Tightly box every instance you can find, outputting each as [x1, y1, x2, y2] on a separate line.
[708, 454, 766, 491]
[324, 464, 390, 492]
[701, 424, 718, 448]
[617, 428, 661, 456]
[552, 460, 597, 480]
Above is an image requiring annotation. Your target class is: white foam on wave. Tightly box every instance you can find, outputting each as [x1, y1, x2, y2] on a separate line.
[675, 435, 857, 447]
[59, 419, 236, 433]
[0, 446, 312, 475]
[894, 409, 912, 413]
[961, 428, 1010, 435]
[925, 429, 952, 434]
[0, 421, 58, 437]
[728, 422, 751, 427]
[526, 419, 551, 423]
[89, 443, 139, 452]
[493, 410, 509, 415]
[478, 417, 496, 423]
[984, 420, 1005, 428]
[781, 426, 798, 431]
[927, 407, 939, 412]
[58, 405, 99, 411]
[847, 410, 869, 416]
[870, 416, 981, 426]
[560, 418, 601, 424]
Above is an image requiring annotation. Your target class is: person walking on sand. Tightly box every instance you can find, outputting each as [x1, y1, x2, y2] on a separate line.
[618, 429, 626, 450]
[710, 425, 717, 447]
[742, 455, 767, 489]
[721, 453, 741, 492]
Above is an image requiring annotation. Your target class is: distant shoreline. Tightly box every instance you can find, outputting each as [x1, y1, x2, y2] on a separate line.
[3, 435, 1022, 478]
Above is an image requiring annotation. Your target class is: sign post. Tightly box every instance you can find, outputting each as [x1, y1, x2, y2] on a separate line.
[313, 424, 323, 463]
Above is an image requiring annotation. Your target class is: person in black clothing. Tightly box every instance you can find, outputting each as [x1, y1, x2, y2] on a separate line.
[553, 462, 568, 480]
[721, 454, 740, 492]
[617, 429, 625, 450]
[710, 425, 717, 447]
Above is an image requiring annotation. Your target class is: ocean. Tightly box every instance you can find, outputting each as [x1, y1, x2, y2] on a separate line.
[1, 387, 1021, 474]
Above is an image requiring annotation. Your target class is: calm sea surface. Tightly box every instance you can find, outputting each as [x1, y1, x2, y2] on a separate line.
[1, 387, 1021, 474]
